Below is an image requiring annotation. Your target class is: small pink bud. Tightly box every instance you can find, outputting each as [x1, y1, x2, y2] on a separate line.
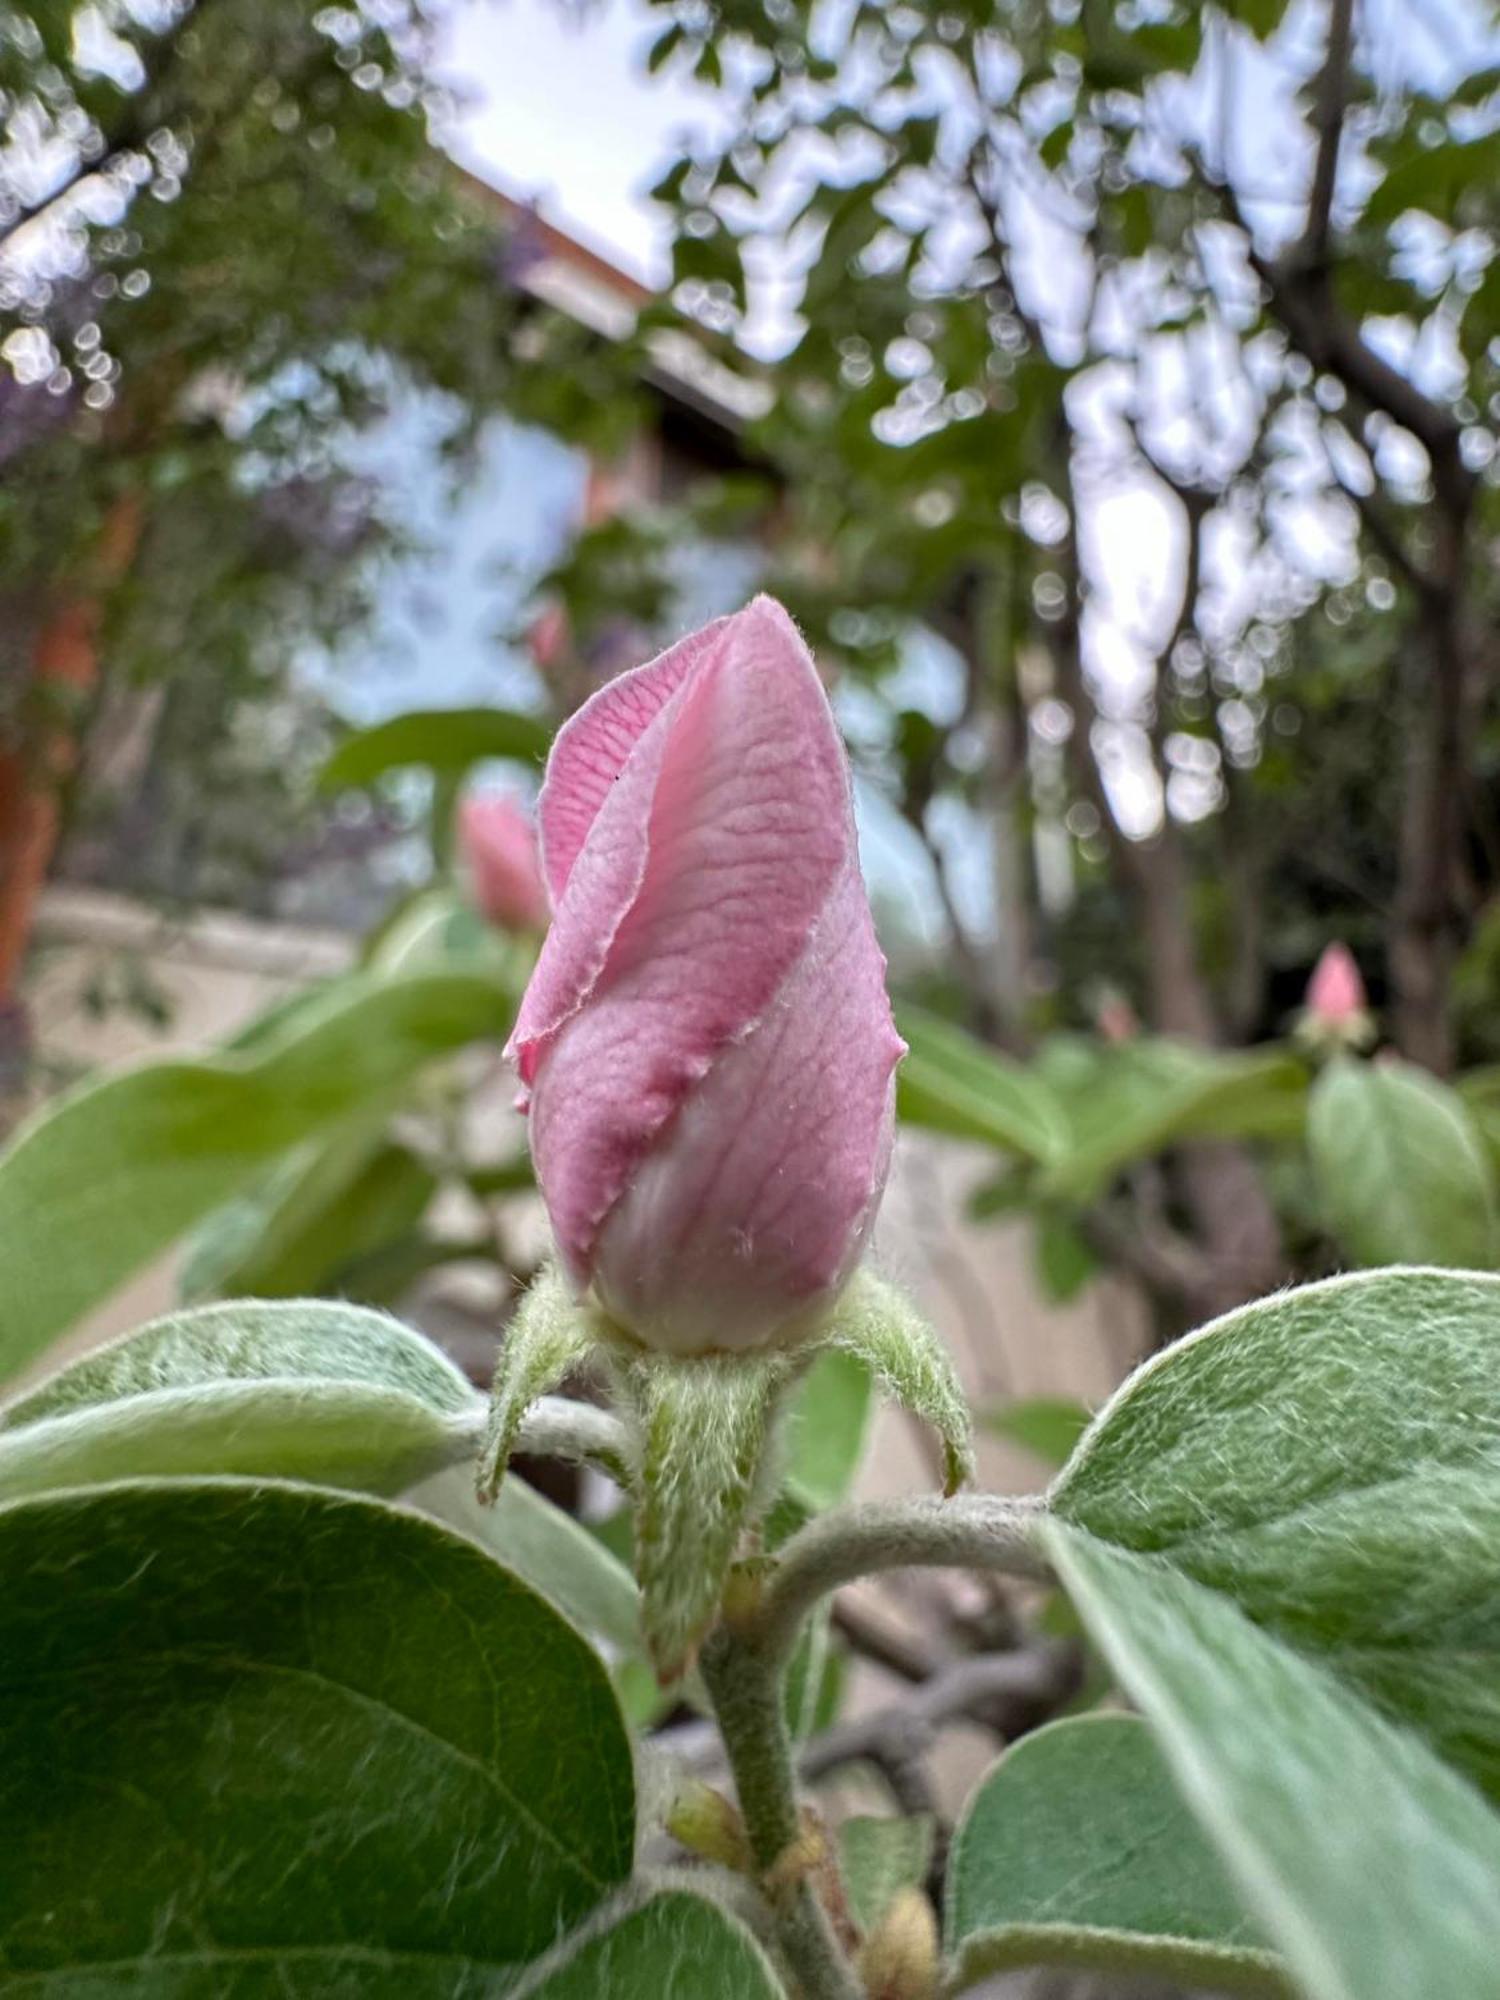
[458, 794, 549, 934]
[506, 596, 906, 1356]
[1095, 989, 1138, 1044]
[1306, 942, 1367, 1024]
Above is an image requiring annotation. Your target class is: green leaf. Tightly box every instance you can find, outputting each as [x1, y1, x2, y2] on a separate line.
[1039, 1040, 1307, 1202]
[983, 1394, 1091, 1468]
[181, 1128, 436, 1303]
[1051, 1268, 1500, 1795]
[0, 970, 510, 1381]
[478, 1265, 599, 1500]
[519, 1890, 783, 1997]
[839, 1816, 935, 1936]
[319, 706, 551, 791]
[894, 1006, 1069, 1162]
[645, 23, 685, 74]
[414, 1465, 643, 1666]
[827, 1272, 973, 1494]
[1365, 133, 1500, 228]
[0, 1298, 478, 1502]
[1046, 1525, 1500, 2000]
[1223, 0, 1291, 37]
[783, 1346, 873, 1511]
[1033, 1209, 1098, 1302]
[1308, 1056, 1497, 1267]
[946, 1715, 1284, 1995]
[0, 1479, 636, 1992]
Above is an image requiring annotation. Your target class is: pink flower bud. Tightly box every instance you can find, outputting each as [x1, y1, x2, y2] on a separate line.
[1306, 942, 1367, 1024]
[506, 596, 906, 1356]
[459, 794, 549, 933]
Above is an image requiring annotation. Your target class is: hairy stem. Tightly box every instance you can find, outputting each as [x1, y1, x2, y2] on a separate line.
[700, 1625, 862, 2000]
[740, 1494, 1050, 1674]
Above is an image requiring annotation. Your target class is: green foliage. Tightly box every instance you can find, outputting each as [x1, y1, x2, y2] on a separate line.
[0, 1296, 474, 1501]
[619, 1345, 795, 1679]
[947, 1716, 1284, 1995]
[826, 1271, 974, 1494]
[1033, 1039, 1308, 1204]
[983, 1394, 1091, 1469]
[1308, 1057, 1498, 1267]
[0, 967, 511, 1380]
[0, 0, 603, 910]
[782, 1346, 874, 1513]
[894, 1006, 1067, 1162]
[419, 1467, 644, 1674]
[320, 708, 553, 793]
[838, 1815, 935, 1936]
[477, 1264, 601, 1501]
[1046, 1526, 1500, 2000]
[0, 1479, 638, 1991]
[1051, 1269, 1500, 1795]
[179, 1125, 438, 1304]
[514, 1892, 782, 1998]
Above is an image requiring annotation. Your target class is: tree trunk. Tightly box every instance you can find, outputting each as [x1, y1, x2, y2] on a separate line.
[0, 495, 142, 1003]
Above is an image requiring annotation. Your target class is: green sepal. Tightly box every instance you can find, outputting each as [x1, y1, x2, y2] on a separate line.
[826, 1272, 974, 1494]
[477, 1265, 598, 1501]
[615, 1348, 796, 1681]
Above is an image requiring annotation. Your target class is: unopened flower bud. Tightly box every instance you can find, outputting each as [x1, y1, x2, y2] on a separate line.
[507, 596, 905, 1356]
[856, 1886, 939, 2000]
[459, 793, 548, 933]
[1298, 941, 1375, 1052]
[665, 1781, 752, 1873]
[1306, 942, 1366, 1024]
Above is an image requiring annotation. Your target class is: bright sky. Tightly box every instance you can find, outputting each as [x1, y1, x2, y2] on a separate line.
[436, 0, 715, 285]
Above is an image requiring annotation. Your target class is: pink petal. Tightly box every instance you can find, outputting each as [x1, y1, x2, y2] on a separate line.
[519, 598, 853, 1285]
[1307, 941, 1367, 1023]
[538, 614, 728, 904]
[589, 859, 906, 1352]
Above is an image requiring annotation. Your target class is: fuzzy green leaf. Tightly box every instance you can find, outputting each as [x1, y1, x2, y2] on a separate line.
[1046, 1525, 1500, 2000]
[827, 1272, 974, 1493]
[0, 1479, 636, 1993]
[946, 1715, 1285, 1995]
[517, 1891, 783, 1997]
[839, 1816, 935, 1936]
[0, 1298, 477, 1502]
[1308, 1056, 1497, 1267]
[1051, 1267, 1500, 1794]
[416, 1465, 643, 1665]
[0, 970, 510, 1381]
[477, 1266, 600, 1500]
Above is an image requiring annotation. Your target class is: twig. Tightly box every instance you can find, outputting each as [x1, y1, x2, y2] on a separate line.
[799, 1642, 1082, 1789]
[1293, 0, 1356, 273]
[829, 1598, 935, 1684]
